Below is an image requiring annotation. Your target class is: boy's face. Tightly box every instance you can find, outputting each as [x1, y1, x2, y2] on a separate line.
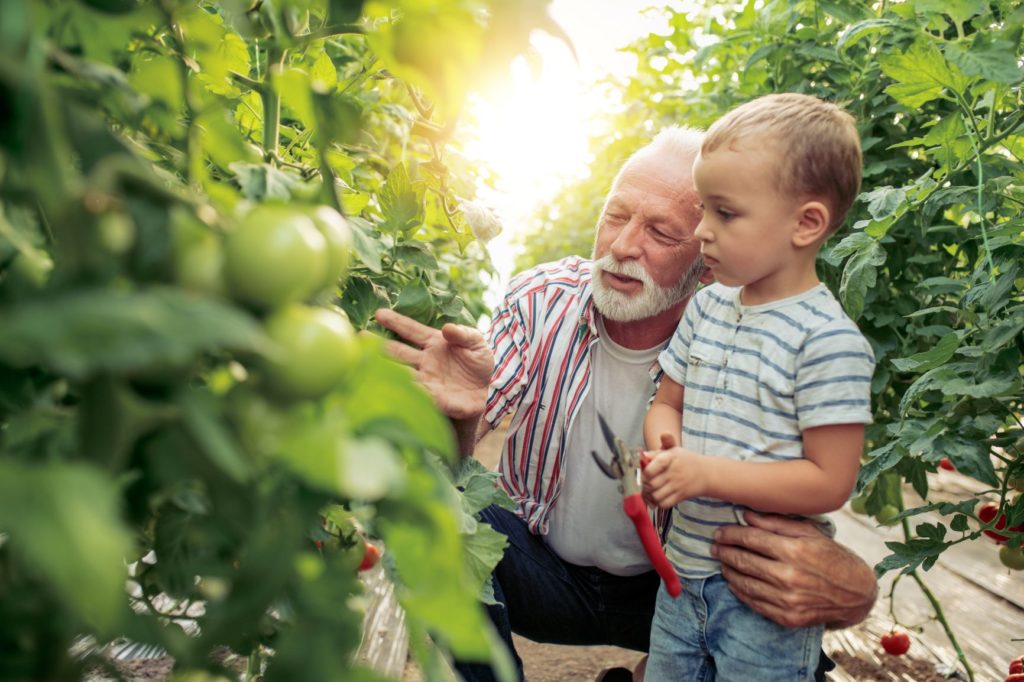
[691, 143, 805, 304]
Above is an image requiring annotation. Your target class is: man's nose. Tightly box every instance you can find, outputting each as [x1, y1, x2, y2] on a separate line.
[610, 217, 644, 259]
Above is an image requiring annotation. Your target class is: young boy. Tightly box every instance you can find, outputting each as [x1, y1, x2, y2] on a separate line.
[641, 93, 875, 680]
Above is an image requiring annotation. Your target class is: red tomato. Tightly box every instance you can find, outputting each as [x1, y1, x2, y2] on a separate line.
[938, 457, 955, 471]
[979, 502, 1024, 544]
[1009, 655, 1024, 674]
[880, 630, 911, 656]
[358, 542, 381, 571]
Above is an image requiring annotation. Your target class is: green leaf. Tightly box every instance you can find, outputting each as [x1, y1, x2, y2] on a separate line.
[836, 18, 899, 52]
[898, 367, 960, 417]
[394, 280, 434, 323]
[861, 185, 907, 221]
[310, 50, 338, 91]
[230, 162, 303, 201]
[940, 374, 1018, 398]
[337, 435, 406, 500]
[180, 388, 251, 483]
[277, 67, 316, 131]
[880, 40, 971, 108]
[462, 522, 508, 605]
[346, 217, 383, 273]
[0, 287, 268, 379]
[378, 163, 424, 234]
[129, 53, 182, 109]
[0, 461, 133, 633]
[833, 233, 886, 320]
[945, 38, 1023, 84]
[452, 457, 516, 516]
[342, 343, 454, 458]
[891, 332, 959, 373]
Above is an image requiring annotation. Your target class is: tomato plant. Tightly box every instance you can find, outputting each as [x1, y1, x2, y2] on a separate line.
[0, 0, 565, 680]
[999, 546, 1024, 570]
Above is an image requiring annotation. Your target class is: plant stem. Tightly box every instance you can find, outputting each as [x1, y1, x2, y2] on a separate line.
[909, 570, 975, 682]
[262, 44, 286, 163]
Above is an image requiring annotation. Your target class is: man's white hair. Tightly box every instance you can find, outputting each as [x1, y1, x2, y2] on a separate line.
[612, 126, 705, 188]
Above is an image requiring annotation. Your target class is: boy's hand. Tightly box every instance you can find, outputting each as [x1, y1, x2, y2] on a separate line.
[641, 432, 707, 508]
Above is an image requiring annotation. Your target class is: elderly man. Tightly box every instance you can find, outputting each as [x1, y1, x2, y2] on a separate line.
[375, 127, 877, 682]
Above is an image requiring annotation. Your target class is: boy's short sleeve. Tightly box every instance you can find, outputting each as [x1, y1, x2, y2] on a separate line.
[794, 322, 876, 430]
[658, 291, 700, 386]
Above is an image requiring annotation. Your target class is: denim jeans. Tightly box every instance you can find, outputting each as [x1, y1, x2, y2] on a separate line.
[455, 505, 834, 682]
[454, 504, 660, 682]
[646, 574, 823, 681]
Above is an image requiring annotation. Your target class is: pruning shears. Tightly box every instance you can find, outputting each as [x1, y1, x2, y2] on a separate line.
[591, 412, 683, 598]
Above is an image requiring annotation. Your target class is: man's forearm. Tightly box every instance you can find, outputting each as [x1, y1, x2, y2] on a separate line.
[453, 414, 490, 459]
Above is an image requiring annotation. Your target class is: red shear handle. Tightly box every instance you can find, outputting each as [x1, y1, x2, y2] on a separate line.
[623, 494, 682, 598]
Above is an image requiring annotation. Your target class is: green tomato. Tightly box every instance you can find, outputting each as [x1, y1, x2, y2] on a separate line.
[999, 546, 1024, 571]
[875, 504, 900, 526]
[304, 206, 353, 293]
[849, 495, 869, 515]
[224, 205, 326, 309]
[261, 304, 358, 400]
[172, 211, 227, 297]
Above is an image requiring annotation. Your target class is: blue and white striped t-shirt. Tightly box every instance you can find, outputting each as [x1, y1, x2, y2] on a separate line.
[658, 282, 875, 578]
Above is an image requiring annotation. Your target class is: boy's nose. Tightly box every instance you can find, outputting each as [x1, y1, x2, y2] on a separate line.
[694, 219, 712, 242]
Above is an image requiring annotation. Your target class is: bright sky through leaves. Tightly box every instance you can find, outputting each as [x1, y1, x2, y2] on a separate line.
[460, 1, 670, 293]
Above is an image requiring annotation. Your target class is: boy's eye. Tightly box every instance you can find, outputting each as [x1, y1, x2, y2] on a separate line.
[717, 208, 735, 220]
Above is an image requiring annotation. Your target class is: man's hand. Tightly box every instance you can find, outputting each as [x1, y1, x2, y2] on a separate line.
[711, 511, 877, 629]
[642, 432, 706, 508]
[374, 308, 493, 419]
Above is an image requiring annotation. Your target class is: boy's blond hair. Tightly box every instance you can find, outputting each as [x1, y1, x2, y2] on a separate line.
[702, 93, 862, 232]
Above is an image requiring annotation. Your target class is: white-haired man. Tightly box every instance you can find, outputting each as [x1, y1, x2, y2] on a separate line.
[375, 127, 877, 682]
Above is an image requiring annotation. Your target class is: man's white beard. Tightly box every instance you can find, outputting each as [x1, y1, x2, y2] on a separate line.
[591, 255, 704, 322]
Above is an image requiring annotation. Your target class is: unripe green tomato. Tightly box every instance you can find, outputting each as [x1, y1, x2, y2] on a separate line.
[875, 504, 900, 526]
[172, 211, 227, 297]
[304, 206, 353, 293]
[224, 205, 326, 309]
[849, 495, 869, 515]
[999, 546, 1024, 570]
[261, 304, 358, 400]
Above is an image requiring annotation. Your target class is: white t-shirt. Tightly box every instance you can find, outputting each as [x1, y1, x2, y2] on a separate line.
[544, 317, 665, 576]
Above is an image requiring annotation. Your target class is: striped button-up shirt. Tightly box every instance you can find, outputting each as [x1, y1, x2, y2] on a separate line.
[484, 256, 670, 535]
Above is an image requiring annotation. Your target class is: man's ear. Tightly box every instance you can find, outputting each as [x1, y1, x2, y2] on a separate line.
[792, 201, 831, 247]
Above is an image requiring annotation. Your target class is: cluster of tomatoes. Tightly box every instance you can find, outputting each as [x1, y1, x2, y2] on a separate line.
[174, 203, 359, 401]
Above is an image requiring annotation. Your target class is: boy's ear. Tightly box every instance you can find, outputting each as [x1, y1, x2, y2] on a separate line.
[792, 200, 831, 247]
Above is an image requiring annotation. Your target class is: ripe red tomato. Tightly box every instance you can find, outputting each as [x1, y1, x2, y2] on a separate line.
[979, 502, 1024, 544]
[880, 630, 911, 656]
[999, 546, 1024, 571]
[261, 304, 358, 401]
[1009, 655, 1023, 674]
[938, 457, 955, 471]
[1005, 675, 1024, 682]
[304, 206, 353, 293]
[224, 205, 326, 309]
[358, 541, 381, 571]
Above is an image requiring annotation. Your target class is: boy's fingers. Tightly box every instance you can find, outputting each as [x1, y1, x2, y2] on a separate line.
[375, 308, 435, 347]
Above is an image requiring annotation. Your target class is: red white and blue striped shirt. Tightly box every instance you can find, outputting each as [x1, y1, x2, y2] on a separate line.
[484, 256, 671, 536]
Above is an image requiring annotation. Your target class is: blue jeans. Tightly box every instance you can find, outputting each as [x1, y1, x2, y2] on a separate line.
[456, 505, 834, 682]
[646, 574, 823, 681]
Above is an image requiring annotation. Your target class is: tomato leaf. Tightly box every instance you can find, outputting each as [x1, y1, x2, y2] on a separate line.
[0, 287, 269, 379]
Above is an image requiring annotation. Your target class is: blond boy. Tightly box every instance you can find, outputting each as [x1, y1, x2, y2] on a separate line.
[641, 93, 875, 680]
